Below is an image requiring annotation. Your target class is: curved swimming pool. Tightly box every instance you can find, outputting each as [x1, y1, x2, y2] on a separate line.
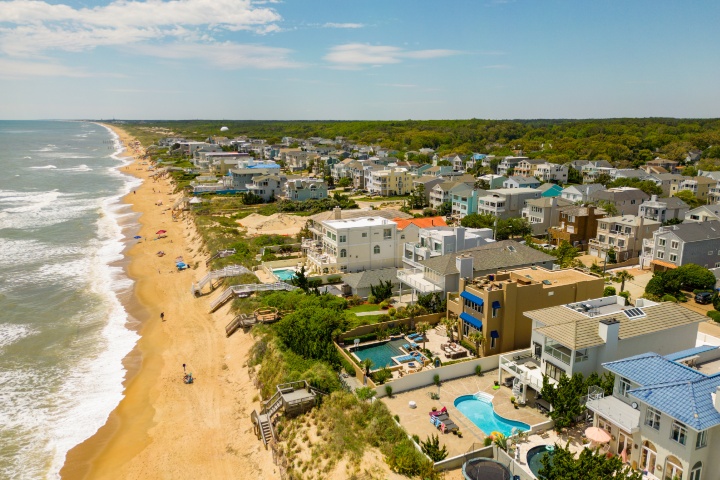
[526, 444, 555, 479]
[453, 394, 530, 437]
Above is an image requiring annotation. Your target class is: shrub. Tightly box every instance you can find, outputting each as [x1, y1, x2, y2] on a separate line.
[379, 300, 390, 310]
[367, 295, 377, 305]
[708, 311, 720, 323]
[355, 387, 376, 401]
[618, 291, 630, 305]
[372, 367, 392, 385]
[343, 333, 378, 344]
[603, 286, 617, 297]
[433, 374, 440, 386]
[385, 385, 393, 398]
[460, 339, 477, 356]
[346, 295, 364, 307]
[661, 294, 678, 303]
[484, 436, 493, 446]
[475, 364, 483, 376]
[340, 357, 356, 376]
[393, 413, 399, 422]
[412, 434, 420, 444]
[388, 307, 396, 317]
[420, 434, 449, 462]
[326, 275, 342, 284]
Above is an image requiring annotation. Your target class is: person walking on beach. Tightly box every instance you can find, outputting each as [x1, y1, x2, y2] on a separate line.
[160, 312, 165, 322]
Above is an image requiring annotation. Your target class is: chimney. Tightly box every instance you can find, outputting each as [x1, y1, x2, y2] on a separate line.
[651, 194, 658, 202]
[456, 254, 473, 281]
[599, 318, 620, 361]
[456, 227, 466, 251]
[333, 206, 342, 220]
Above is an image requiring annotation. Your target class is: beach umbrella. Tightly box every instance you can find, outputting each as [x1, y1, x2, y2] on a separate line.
[133, 235, 142, 239]
[176, 262, 187, 268]
[585, 426, 611, 444]
[156, 230, 167, 234]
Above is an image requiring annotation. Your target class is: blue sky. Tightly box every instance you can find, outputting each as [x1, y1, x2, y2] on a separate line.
[1, 0, 719, 120]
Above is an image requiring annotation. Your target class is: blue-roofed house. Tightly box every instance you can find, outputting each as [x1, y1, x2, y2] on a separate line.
[585, 345, 720, 480]
[536, 183, 564, 198]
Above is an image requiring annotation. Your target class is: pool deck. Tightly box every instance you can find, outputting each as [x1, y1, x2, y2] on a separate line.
[383, 369, 550, 459]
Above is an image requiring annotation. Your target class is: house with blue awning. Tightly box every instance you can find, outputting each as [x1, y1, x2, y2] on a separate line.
[447, 266, 603, 357]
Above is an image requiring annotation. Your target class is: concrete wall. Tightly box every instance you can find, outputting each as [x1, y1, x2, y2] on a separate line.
[433, 445, 493, 471]
[338, 313, 444, 341]
[335, 343, 377, 388]
[373, 350, 534, 398]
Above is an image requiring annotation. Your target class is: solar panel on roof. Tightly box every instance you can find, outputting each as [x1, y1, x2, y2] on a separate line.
[624, 308, 645, 319]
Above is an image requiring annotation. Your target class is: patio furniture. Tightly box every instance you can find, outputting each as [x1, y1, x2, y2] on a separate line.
[503, 377, 515, 388]
[409, 400, 416, 409]
[440, 420, 459, 433]
[429, 406, 448, 417]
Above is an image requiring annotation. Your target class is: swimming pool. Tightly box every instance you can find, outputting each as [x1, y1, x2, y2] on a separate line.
[526, 444, 555, 478]
[352, 339, 407, 368]
[453, 394, 530, 437]
[273, 268, 297, 282]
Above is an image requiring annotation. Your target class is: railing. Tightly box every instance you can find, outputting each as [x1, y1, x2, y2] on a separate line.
[193, 264, 254, 293]
[585, 397, 640, 432]
[544, 345, 571, 365]
[209, 282, 298, 311]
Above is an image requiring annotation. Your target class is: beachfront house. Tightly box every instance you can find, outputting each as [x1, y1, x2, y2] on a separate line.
[500, 296, 705, 405]
[447, 267, 603, 357]
[280, 178, 328, 201]
[245, 173, 287, 202]
[396, 240, 554, 299]
[586, 346, 720, 480]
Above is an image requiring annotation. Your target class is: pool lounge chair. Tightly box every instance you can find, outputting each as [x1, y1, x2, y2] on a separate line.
[429, 407, 448, 417]
[440, 420, 459, 433]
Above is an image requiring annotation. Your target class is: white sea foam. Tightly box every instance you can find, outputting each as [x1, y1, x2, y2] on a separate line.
[59, 164, 92, 172]
[0, 324, 35, 349]
[29, 165, 57, 169]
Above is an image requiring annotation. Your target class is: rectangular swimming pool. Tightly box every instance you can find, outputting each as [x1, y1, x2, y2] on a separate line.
[273, 268, 297, 282]
[352, 339, 407, 369]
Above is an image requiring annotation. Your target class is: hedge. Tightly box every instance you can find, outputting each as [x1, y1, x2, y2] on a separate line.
[460, 339, 478, 356]
[708, 311, 720, 323]
[343, 332, 378, 344]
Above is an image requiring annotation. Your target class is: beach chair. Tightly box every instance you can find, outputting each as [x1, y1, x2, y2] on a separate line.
[441, 419, 459, 433]
[429, 407, 448, 417]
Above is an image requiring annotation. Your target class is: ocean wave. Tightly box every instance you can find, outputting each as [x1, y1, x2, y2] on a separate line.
[59, 165, 92, 172]
[0, 324, 35, 350]
[28, 165, 57, 169]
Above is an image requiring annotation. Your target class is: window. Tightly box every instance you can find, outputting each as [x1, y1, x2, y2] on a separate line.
[384, 228, 392, 239]
[625, 227, 632, 234]
[599, 235, 606, 242]
[598, 417, 612, 433]
[658, 238, 666, 246]
[671, 241, 679, 249]
[709, 251, 714, 255]
[492, 306, 499, 318]
[716, 262, 720, 268]
[696, 430, 707, 449]
[544, 361, 565, 382]
[670, 420, 687, 445]
[373, 245, 380, 254]
[669, 254, 677, 262]
[339, 235, 346, 243]
[600, 223, 607, 230]
[657, 251, 665, 259]
[490, 337, 496, 348]
[690, 462, 702, 480]
[340, 249, 347, 258]
[400, 234, 405, 239]
[619, 377, 632, 397]
[645, 406, 661, 430]
[362, 232, 367, 238]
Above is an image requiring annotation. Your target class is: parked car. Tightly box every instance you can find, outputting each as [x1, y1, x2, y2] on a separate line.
[695, 292, 714, 304]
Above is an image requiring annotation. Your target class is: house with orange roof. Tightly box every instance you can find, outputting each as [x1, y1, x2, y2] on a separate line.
[393, 216, 447, 261]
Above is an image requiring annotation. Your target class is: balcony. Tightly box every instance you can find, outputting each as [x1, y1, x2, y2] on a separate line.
[306, 249, 337, 267]
[585, 394, 640, 433]
[500, 349, 556, 392]
[544, 343, 572, 365]
[397, 268, 442, 293]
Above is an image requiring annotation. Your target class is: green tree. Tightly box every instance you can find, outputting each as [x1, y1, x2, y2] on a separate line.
[276, 304, 344, 363]
[603, 286, 617, 296]
[595, 172, 612, 187]
[290, 265, 310, 292]
[437, 201, 452, 216]
[567, 167, 583, 185]
[677, 264, 717, 290]
[361, 358, 374, 377]
[409, 184, 428, 209]
[416, 321, 431, 350]
[355, 386, 376, 401]
[420, 434, 448, 462]
[539, 442, 643, 480]
[337, 177, 351, 188]
[608, 178, 663, 196]
[370, 280, 394, 303]
[467, 330, 485, 357]
[555, 240, 580, 268]
[613, 270, 635, 292]
[474, 178, 490, 190]
[595, 200, 619, 216]
[460, 212, 496, 229]
[441, 316, 457, 343]
[674, 189, 703, 209]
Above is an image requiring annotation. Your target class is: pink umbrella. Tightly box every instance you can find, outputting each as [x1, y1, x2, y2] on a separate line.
[585, 427, 612, 444]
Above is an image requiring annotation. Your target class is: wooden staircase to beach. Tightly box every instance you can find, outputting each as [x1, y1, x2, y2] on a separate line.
[191, 264, 253, 295]
[208, 282, 298, 313]
[205, 249, 236, 267]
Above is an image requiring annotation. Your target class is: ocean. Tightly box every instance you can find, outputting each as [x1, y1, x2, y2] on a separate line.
[0, 121, 141, 479]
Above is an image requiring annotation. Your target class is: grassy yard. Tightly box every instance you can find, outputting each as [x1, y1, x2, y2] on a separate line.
[346, 304, 381, 313]
[355, 195, 408, 202]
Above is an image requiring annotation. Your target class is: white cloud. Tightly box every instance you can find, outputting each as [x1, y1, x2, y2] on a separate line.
[133, 42, 301, 69]
[324, 43, 460, 69]
[0, 58, 91, 78]
[0, 0, 294, 71]
[322, 23, 364, 29]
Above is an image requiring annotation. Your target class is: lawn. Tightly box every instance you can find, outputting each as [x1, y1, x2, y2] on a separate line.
[347, 304, 381, 313]
[355, 195, 408, 202]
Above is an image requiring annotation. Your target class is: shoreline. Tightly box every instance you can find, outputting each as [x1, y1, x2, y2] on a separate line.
[60, 126, 274, 479]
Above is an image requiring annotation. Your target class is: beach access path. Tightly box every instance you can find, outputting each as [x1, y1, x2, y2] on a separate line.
[59, 126, 276, 479]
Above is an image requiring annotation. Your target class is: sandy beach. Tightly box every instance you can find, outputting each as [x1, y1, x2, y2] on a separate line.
[60, 126, 275, 479]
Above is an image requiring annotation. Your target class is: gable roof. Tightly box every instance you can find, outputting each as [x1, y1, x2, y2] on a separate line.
[342, 267, 399, 289]
[392, 217, 447, 230]
[506, 175, 540, 185]
[418, 240, 554, 275]
[525, 197, 573, 208]
[659, 220, 720, 242]
[591, 187, 650, 202]
[310, 208, 412, 222]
